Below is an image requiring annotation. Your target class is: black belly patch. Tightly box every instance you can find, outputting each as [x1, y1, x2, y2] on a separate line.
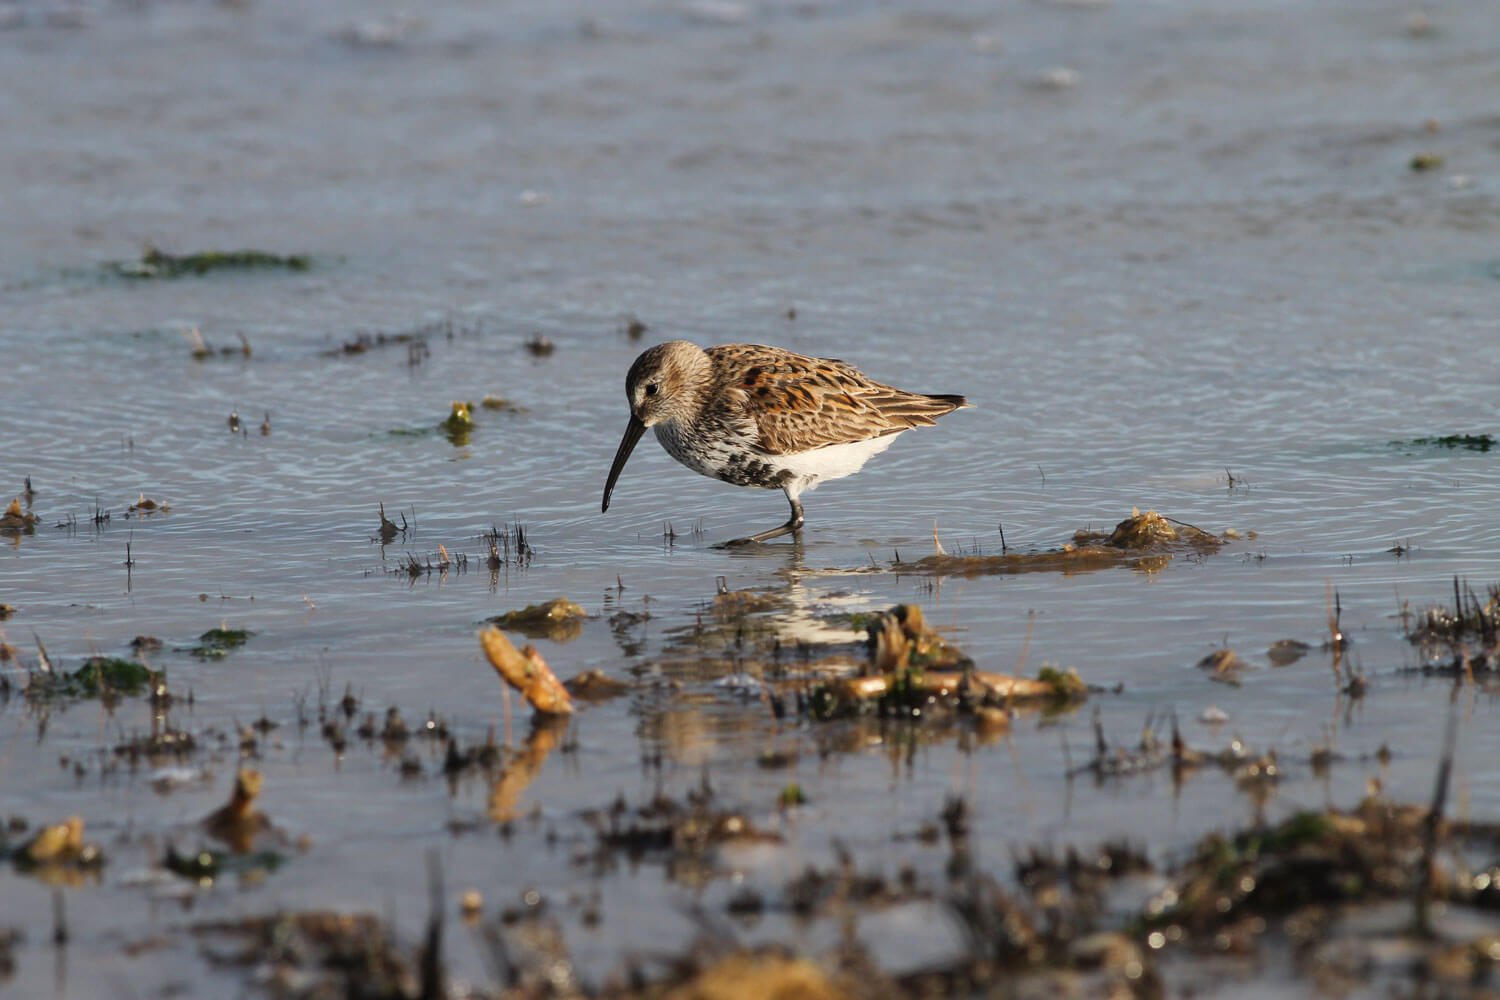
[716, 452, 783, 488]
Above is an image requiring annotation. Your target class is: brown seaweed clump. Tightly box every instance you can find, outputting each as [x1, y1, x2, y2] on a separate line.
[480, 626, 574, 716]
[486, 597, 587, 642]
[125, 494, 168, 515]
[899, 509, 1228, 578]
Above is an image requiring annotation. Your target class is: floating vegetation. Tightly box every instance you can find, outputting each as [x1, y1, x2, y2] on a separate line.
[1404, 577, 1500, 676]
[479, 626, 573, 716]
[0, 498, 38, 535]
[141, 781, 1500, 1000]
[1134, 792, 1500, 979]
[1396, 433, 1494, 452]
[1266, 638, 1311, 666]
[563, 669, 630, 701]
[327, 315, 489, 358]
[20, 647, 163, 702]
[810, 604, 1090, 721]
[185, 326, 251, 360]
[191, 911, 423, 996]
[485, 597, 586, 642]
[164, 845, 286, 883]
[188, 627, 253, 659]
[899, 509, 1228, 577]
[1410, 152, 1445, 172]
[389, 547, 469, 580]
[114, 727, 197, 764]
[479, 393, 522, 414]
[124, 493, 168, 516]
[442, 400, 474, 446]
[481, 522, 533, 570]
[202, 768, 272, 854]
[1196, 647, 1249, 686]
[107, 245, 311, 279]
[376, 502, 408, 544]
[582, 786, 780, 871]
[7, 816, 104, 880]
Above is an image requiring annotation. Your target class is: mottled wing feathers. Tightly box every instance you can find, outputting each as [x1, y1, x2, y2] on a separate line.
[705, 344, 966, 456]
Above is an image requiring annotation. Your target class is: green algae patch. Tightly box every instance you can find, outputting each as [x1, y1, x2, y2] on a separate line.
[66, 657, 161, 697]
[189, 627, 254, 659]
[164, 845, 286, 881]
[108, 246, 312, 280]
[26, 656, 163, 701]
[1397, 433, 1495, 453]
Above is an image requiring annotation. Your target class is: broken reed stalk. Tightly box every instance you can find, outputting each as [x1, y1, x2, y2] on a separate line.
[1414, 685, 1461, 937]
[1325, 581, 1342, 687]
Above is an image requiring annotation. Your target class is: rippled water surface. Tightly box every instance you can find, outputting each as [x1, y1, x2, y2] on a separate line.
[2, 0, 1499, 994]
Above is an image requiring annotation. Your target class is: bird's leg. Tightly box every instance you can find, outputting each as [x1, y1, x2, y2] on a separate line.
[720, 492, 805, 547]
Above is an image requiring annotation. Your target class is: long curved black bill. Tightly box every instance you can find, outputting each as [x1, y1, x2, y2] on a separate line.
[602, 416, 646, 513]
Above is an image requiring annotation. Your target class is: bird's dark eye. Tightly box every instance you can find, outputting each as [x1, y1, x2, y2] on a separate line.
[644, 383, 659, 397]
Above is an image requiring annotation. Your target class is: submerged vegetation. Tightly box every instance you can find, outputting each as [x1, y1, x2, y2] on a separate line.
[898, 509, 1231, 577]
[188, 627, 253, 659]
[106, 246, 312, 279]
[1395, 433, 1495, 452]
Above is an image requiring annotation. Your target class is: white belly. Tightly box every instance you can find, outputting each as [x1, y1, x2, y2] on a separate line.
[774, 434, 901, 497]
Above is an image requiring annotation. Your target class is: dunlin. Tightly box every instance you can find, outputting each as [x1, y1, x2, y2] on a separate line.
[602, 341, 967, 545]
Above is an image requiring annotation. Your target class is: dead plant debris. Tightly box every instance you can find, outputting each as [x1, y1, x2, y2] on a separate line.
[1196, 647, 1250, 686]
[125, 493, 168, 516]
[1266, 638, 1311, 666]
[564, 669, 631, 701]
[898, 509, 1229, 577]
[0, 498, 38, 535]
[486, 597, 587, 642]
[5, 816, 104, 883]
[479, 626, 574, 716]
[1404, 578, 1500, 677]
[810, 605, 1090, 721]
[202, 768, 273, 854]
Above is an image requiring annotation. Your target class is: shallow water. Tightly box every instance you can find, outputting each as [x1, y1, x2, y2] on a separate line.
[2, 0, 1500, 994]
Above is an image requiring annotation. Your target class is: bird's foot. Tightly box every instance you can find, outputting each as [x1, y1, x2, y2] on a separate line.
[715, 524, 800, 548]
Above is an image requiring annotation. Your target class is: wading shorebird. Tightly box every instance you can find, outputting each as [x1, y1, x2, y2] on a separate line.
[601, 341, 968, 546]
